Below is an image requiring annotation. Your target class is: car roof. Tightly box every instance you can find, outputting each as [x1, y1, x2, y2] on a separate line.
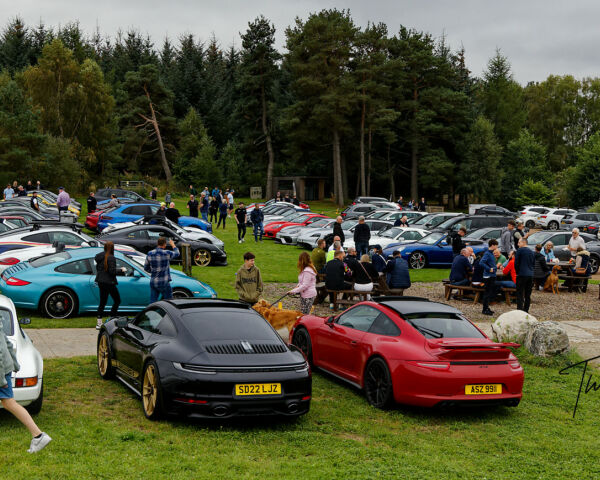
[373, 297, 462, 316]
[162, 298, 252, 310]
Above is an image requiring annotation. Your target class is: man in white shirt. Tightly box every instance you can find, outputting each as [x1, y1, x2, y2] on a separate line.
[568, 228, 586, 257]
[227, 191, 234, 218]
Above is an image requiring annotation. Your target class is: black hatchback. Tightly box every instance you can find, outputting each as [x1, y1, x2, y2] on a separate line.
[97, 299, 311, 420]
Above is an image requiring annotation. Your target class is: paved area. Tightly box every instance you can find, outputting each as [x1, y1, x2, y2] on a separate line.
[25, 321, 600, 360]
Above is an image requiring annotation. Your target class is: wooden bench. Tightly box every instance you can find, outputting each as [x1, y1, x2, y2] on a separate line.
[559, 274, 591, 293]
[325, 289, 371, 311]
[374, 276, 406, 296]
[444, 284, 485, 303]
[501, 287, 517, 305]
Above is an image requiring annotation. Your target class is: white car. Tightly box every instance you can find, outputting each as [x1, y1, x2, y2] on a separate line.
[343, 227, 430, 251]
[99, 218, 224, 250]
[517, 206, 551, 229]
[0, 295, 43, 413]
[536, 208, 577, 230]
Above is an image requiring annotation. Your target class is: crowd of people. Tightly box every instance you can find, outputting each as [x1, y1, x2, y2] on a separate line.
[448, 219, 593, 316]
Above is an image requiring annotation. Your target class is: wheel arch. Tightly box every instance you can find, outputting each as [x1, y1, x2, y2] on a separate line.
[38, 285, 80, 316]
[360, 353, 390, 388]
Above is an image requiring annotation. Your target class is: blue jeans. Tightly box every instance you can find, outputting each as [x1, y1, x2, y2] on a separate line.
[253, 222, 264, 241]
[201, 211, 208, 221]
[150, 284, 173, 303]
[450, 278, 470, 286]
[496, 280, 516, 289]
[355, 242, 369, 257]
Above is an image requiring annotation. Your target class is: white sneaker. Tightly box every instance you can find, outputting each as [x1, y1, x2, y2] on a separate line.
[238, 240, 242, 244]
[95, 318, 103, 330]
[28, 433, 52, 453]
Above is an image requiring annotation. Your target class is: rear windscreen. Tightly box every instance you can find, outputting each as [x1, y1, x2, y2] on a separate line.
[403, 312, 484, 339]
[30, 252, 71, 268]
[182, 310, 279, 341]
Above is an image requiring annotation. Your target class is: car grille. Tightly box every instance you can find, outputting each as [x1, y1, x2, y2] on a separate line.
[204, 343, 287, 354]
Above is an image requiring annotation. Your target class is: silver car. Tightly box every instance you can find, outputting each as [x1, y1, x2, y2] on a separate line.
[276, 218, 335, 245]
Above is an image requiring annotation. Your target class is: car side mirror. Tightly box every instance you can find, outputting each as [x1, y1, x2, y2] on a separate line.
[19, 317, 31, 325]
[88, 240, 98, 247]
[115, 317, 129, 328]
[325, 316, 335, 328]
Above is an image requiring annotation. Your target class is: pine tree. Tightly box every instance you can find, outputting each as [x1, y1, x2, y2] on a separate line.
[0, 17, 32, 73]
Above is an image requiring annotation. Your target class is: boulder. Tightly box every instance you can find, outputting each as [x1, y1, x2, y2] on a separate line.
[491, 310, 538, 343]
[524, 321, 570, 357]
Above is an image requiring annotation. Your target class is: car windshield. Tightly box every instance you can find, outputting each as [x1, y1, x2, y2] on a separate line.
[403, 312, 485, 339]
[380, 227, 403, 239]
[182, 309, 279, 341]
[437, 216, 464, 229]
[411, 215, 431, 225]
[418, 232, 446, 245]
[0, 308, 13, 336]
[526, 232, 554, 244]
[427, 215, 455, 227]
[309, 218, 331, 228]
[30, 251, 72, 267]
[341, 220, 357, 230]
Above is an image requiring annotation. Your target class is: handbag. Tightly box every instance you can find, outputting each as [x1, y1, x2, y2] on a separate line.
[575, 267, 587, 275]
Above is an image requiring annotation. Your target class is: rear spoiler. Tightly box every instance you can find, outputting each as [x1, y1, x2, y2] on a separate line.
[427, 340, 520, 349]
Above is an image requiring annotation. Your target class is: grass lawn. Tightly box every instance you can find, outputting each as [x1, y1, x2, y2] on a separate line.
[1, 351, 600, 479]
[18, 197, 449, 328]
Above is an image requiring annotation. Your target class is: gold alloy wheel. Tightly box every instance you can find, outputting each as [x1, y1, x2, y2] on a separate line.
[142, 364, 158, 416]
[193, 249, 212, 267]
[98, 335, 109, 376]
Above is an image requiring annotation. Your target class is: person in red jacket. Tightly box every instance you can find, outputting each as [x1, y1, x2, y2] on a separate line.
[497, 250, 516, 289]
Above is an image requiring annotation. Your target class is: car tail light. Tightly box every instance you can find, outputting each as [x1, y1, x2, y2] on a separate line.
[0, 257, 20, 265]
[5, 277, 30, 286]
[588, 226, 598, 231]
[521, 211, 526, 215]
[540, 215, 547, 219]
[174, 397, 207, 404]
[508, 360, 521, 369]
[15, 377, 38, 387]
[410, 361, 450, 371]
[301, 395, 311, 401]
[352, 202, 356, 205]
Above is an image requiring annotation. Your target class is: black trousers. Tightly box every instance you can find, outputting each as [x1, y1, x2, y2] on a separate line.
[209, 210, 217, 222]
[217, 213, 226, 228]
[97, 284, 121, 318]
[482, 276, 496, 311]
[237, 223, 246, 240]
[516, 276, 533, 312]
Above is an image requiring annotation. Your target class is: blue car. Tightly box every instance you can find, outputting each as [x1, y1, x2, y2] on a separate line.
[0, 248, 217, 318]
[382, 231, 488, 269]
[97, 203, 212, 233]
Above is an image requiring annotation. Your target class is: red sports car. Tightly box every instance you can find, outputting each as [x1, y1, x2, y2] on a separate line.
[263, 213, 328, 238]
[290, 297, 523, 409]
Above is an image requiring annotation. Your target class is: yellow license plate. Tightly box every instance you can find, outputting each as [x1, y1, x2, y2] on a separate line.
[235, 383, 281, 396]
[465, 384, 502, 395]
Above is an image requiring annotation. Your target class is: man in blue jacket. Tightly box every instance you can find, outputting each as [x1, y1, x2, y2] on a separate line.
[371, 245, 387, 272]
[514, 238, 535, 312]
[480, 239, 498, 316]
[384, 251, 411, 289]
[449, 248, 473, 286]
[250, 205, 264, 242]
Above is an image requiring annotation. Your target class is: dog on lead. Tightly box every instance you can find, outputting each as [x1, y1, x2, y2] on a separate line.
[543, 265, 560, 294]
[252, 299, 302, 333]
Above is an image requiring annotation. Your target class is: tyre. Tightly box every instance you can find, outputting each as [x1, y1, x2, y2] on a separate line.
[408, 251, 426, 269]
[292, 327, 313, 366]
[193, 249, 212, 267]
[364, 357, 394, 409]
[526, 220, 535, 229]
[589, 255, 599, 275]
[548, 221, 559, 230]
[97, 331, 116, 379]
[40, 288, 78, 318]
[172, 287, 192, 298]
[142, 360, 164, 420]
[26, 382, 43, 414]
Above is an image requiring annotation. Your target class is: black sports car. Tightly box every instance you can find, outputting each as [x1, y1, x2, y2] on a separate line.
[97, 299, 312, 419]
[98, 224, 227, 266]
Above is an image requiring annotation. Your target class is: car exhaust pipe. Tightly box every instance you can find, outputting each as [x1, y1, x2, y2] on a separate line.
[212, 405, 230, 417]
[287, 401, 300, 414]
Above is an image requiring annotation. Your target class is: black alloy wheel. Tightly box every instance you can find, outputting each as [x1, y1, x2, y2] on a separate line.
[364, 358, 393, 409]
[41, 288, 77, 318]
[292, 328, 313, 366]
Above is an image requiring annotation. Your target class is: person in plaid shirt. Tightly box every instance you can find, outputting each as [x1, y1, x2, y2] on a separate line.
[144, 237, 180, 302]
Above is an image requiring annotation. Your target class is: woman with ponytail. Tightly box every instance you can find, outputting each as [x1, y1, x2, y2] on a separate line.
[94, 241, 122, 329]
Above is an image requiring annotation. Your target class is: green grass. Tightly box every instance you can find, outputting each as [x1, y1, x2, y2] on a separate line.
[17, 197, 449, 328]
[1, 352, 600, 479]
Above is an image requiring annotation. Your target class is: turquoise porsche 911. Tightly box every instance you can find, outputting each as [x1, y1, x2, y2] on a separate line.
[0, 248, 217, 318]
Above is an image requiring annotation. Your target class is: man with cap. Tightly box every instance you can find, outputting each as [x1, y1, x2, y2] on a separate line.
[157, 202, 167, 216]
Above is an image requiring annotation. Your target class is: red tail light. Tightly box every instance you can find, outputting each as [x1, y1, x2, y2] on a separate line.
[301, 395, 311, 401]
[5, 277, 30, 286]
[174, 397, 207, 404]
[508, 360, 521, 370]
[521, 211, 526, 215]
[352, 202, 356, 205]
[409, 361, 450, 371]
[540, 215, 547, 219]
[0, 258, 20, 265]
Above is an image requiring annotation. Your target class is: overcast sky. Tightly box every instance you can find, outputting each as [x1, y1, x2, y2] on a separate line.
[3, 0, 599, 84]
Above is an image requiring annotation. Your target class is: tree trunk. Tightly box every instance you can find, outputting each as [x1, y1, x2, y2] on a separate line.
[367, 126, 373, 196]
[341, 151, 348, 205]
[333, 129, 344, 207]
[143, 85, 172, 183]
[411, 141, 418, 201]
[359, 96, 366, 196]
[387, 144, 395, 200]
[262, 83, 275, 200]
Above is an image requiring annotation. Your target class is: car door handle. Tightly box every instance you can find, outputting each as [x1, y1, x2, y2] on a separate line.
[351, 340, 358, 346]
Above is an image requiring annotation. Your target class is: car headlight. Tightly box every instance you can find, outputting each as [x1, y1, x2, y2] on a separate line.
[397, 246, 406, 252]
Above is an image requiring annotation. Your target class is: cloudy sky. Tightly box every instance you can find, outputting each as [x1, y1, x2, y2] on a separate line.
[3, 0, 599, 83]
